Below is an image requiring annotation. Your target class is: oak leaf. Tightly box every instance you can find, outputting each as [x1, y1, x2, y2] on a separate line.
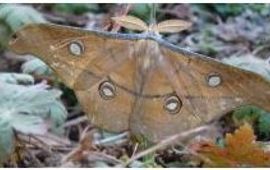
[194, 123, 270, 167]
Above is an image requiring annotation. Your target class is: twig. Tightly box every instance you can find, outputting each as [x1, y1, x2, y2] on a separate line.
[16, 133, 52, 152]
[94, 131, 129, 146]
[63, 115, 88, 128]
[34, 133, 71, 146]
[123, 125, 212, 167]
[110, 4, 132, 32]
[86, 151, 124, 165]
[131, 143, 139, 157]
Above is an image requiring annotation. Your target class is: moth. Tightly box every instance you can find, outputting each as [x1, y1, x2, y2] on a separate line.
[9, 16, 270, 143]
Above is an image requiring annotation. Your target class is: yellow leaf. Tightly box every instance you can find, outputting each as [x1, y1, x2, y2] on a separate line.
[111, 15, 148, 32]
[194, 123, 270, 167]
[155, 19, 192, 33]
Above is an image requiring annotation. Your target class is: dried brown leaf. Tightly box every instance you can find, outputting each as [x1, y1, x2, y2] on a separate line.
[194, 123, 270, 167]
[111, 15, 148, 32]
[156, 19, 192, 33]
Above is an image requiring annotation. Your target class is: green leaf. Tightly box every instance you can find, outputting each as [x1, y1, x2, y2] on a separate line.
[0, 118, 13, 163]
[130, 4, 153, 23]
[0, 21, 11, 50]
[0, 4, 46, 32]
[232, 105, 270, 140]
[21, 58, 52, 76]
[0, 81, 67, 162]
[258, 113, 270, 138]
[53, 4, 99, 15]
[232, 105, 262, 125]
[0, 82, 67, 132]
[0, 73, 34, 84]
[0, 4, 46, 50]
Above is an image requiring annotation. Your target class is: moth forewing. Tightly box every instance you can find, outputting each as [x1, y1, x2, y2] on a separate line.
[72, 39, 136, 91]
[156, 19, 192, 33]
[160, 46, 270, 116]
[157, 51, 204, 122]
[111, 15, 148, 32]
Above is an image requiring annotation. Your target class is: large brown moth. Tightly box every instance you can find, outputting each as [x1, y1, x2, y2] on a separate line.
[8, 15, 270, 143]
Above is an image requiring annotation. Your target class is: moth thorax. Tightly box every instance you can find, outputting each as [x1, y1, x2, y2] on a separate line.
[147, 24, 160, 36]
[143, 42, 160, 69]
[142, 56, 153, 69]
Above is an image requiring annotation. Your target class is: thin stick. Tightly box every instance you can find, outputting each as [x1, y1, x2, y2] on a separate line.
[123, 125, 212, 167]
[63, 115, 88, 128]
[111, 4, 132, 32]
[94, 131, 129, 146]
[132, 143, 139, 157]
[87, 151, 124, 165]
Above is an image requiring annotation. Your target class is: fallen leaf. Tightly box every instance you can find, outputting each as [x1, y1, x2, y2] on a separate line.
[194, 123, 270, 167]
